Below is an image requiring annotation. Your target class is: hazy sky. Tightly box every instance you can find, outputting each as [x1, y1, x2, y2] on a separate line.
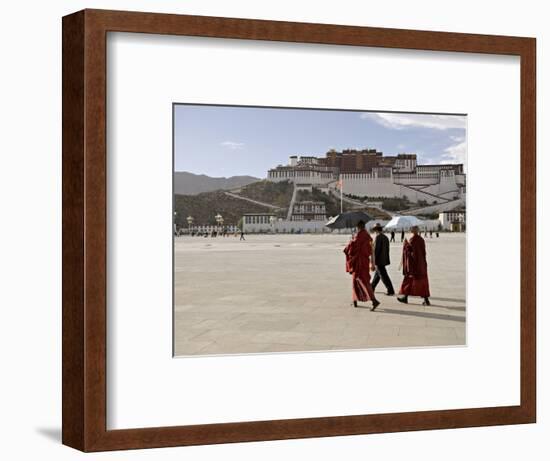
[174, 104, 467, 179]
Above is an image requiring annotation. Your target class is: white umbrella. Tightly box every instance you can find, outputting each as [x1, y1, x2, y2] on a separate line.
[383, 215, 425, 231]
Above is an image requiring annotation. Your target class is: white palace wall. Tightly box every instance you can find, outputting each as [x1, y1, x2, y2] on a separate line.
[340, 172, 462, 203]
[266, 168, 465, 205]
[341, 176, 399, 198]
[431, 175, 463, 200]
[267, 169, 335, 185]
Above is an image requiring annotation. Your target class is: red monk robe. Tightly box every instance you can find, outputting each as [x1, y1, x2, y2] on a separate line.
[344, 229, 376, 303]
[399, 234, 430, 298]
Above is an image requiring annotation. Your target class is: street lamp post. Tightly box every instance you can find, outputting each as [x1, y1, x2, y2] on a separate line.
[215, 213, 223, 236]
[186, 215, 194, 236]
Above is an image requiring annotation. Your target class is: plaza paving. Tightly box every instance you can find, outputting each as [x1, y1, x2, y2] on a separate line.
[174, 232, 466, 356]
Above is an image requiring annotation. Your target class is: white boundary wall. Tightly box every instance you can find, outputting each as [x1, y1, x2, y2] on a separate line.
[243, 219, 330, 233]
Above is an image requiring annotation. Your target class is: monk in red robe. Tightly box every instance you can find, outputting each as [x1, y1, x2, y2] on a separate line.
[344, 220, 380, 311]
[397, 226, 431, 306]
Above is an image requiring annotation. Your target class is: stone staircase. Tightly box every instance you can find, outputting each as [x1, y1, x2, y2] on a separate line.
[286, 184, 298, 220]
[398, 183, 452, 204]
[223, 191, 282, 210]
[403, 197, 465, 216]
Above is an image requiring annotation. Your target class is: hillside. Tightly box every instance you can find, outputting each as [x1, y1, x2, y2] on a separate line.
[174, 171, 260, 195]
[174, 191, 281, 227]
[237, 180, 294, 208]
[175, 181, 390, 228]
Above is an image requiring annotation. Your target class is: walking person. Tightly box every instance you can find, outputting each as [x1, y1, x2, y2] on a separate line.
[400, 229, 405, 242]
[239, 230, 246, 241]
[390, 230, 395, 242]
[397, 225, 431, 306]
[370, 224, 395, 296]
[343, 221, 380, 311]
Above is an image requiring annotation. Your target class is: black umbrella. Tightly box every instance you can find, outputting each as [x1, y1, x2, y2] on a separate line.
[325, 211, 373, 229]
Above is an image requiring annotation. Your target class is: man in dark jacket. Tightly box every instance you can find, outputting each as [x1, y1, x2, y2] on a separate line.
[371, 223, 395, 296]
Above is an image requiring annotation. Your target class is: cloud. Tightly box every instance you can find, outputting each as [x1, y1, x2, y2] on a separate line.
[441, 141, 466, 163]
[442, 133, 466, 162]
[440, 137, 467, 171]
[220, 141, 244, 150]
[360, 112, 466, 131]
[414, 151, 436, 165]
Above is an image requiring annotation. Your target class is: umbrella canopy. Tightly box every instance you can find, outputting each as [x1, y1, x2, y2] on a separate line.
[325, 211, 373, 230]
[383, 215, 425, 231]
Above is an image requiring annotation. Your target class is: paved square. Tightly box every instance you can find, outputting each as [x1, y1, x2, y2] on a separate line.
[174, 232, 466, 356]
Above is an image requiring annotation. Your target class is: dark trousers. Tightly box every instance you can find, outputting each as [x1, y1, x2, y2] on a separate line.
[371, 265, 395, 294]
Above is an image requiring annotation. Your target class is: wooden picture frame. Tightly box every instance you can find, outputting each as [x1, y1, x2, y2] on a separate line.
[62, 9, 536, 452]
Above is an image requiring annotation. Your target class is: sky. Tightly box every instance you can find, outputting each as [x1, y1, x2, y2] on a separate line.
[174, 104, 467, 179]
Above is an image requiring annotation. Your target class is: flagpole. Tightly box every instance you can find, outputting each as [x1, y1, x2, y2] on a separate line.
[340, 178, 343, 214]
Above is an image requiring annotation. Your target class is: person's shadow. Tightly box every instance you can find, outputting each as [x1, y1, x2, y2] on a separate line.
[35, 427, 61, 443]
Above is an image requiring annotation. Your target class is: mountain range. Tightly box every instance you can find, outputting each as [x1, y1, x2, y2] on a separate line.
[174, 171, 260, 195]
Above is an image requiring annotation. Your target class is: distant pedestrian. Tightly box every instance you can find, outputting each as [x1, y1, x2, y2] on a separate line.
[371, 224, 395, 296]
[436, 231, 440, 238]
[240, 230, 246, 241]
[401, 230, 405, 242]
[430, 230, 433, 238]
[390, 230, 395, 242]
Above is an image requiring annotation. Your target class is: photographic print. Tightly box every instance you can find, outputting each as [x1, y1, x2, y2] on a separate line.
[173, 104, 466, 356]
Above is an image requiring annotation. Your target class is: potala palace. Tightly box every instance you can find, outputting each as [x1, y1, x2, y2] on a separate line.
[267, 148, 466, 205]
